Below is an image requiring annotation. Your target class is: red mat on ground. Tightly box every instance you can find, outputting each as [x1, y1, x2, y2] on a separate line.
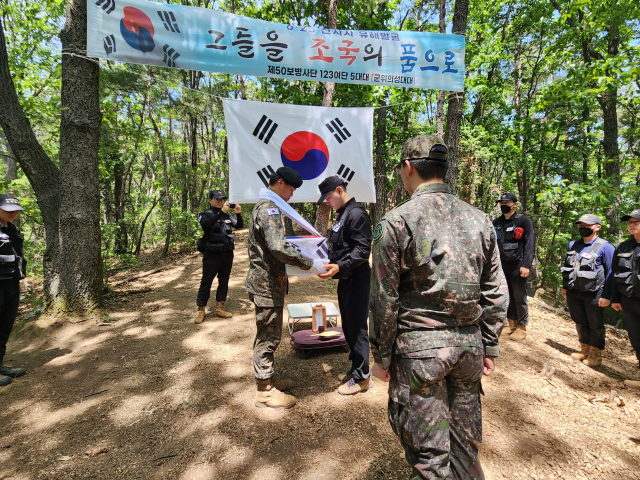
[290, 327, 349, 358]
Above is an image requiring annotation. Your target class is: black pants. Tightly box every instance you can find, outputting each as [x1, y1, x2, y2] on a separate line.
[337, 267, 371, 382]
[503, 262, 529, 326]
[621, 296, 640, 364]
[566, 289, 605, 350]
[0, 282, 20, 364]
[196, 251, 234, 306]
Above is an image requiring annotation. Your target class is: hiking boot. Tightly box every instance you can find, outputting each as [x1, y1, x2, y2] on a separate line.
[510, 325, 527, 341]
[501, 318, 517, 336]
[270, 378, 294, 391]
[583, 347, 603, 368]
[214, 301, 233, 318]
[338, 377, 372, 396]
[571, 343, 590, 361]
[255, 380, 296, 410]
[0, 375, 11, 387]
[194, 305, 206, 324]
[623, 379, 640, 389]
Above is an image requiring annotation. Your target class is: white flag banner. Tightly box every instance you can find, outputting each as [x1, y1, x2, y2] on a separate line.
[223, 99, 375, 204]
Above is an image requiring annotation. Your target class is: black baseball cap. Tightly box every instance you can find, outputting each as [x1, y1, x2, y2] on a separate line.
[496, 193, 518, 204]
[0, 194, 24, 212]
[316, 175, 347, 205]
[270, 167, 303, 189]
[621, 209, 640, 221]
[208, 189, 227, 199]
[574, 214, 601, 225]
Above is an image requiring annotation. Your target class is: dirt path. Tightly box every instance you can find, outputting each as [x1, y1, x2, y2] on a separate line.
[1, 231, 640, 480]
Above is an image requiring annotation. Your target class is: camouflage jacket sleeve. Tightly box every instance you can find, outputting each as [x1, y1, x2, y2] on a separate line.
[369, 218, 401, 369]
[259, 204, 314, 270]
[479, 215, 509, 358]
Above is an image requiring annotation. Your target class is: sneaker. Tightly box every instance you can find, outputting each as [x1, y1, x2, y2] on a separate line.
[0, 375, 11, 387]
[338, 370, 354, 384]
[338, 377, 372, 396]
[0, 365, 26, 378]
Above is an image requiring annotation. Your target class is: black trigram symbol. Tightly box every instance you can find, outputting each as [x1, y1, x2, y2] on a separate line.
[95, 0, 115, 14]
[325, 118, 351, 144]
[337, 164, 355, 182]
[103, 35, 116, 55]
[162, 45, 180, 68]
[252, 115, 278, 144]
[257, 165, 276, 187]
[315, 239, 329, 259]
[157, 11, 180, 33]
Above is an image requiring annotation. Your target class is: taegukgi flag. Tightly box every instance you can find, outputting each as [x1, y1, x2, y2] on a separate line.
[223, 99, 375, 204]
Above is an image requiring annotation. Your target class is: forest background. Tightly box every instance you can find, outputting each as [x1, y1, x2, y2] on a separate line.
[0, 0, 639, 322]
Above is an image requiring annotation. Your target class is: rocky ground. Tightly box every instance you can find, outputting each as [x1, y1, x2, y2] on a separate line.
[1, 231, 640, 480]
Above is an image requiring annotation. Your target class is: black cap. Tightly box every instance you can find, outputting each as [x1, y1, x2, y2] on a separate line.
[495, 193, 518, 204]
[315, 175, 347, 205]
[271, 167, 303, 189]
[0, 194, 23, 212]
[208, 189, 227, 199]
[574, 214, 601, 225]
[621, 209, 640, 221]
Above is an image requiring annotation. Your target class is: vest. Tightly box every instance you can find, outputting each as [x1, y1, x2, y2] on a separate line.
[613, 239, 640, 299]
[560, 238, 607, 293]
[205, 210, 235, 253]
[0, 225, 24, 282]
[495, 214, 526, 263]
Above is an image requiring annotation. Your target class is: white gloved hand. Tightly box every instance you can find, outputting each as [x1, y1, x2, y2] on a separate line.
[309, 258, 329, 275]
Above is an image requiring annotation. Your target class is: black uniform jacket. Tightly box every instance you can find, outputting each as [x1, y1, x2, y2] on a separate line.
[198, 207, 244, 248]
[492, 212, 534, 269]
[328, 198, 372, 280]
[0, 221, 26, 285]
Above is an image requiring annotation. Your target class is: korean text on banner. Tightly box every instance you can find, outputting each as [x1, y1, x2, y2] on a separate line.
[223, 99, 375, 204]
[87, 0, 465, 91]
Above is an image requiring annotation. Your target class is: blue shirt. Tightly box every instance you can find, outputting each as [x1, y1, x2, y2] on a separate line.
[566, 237, 615, 296]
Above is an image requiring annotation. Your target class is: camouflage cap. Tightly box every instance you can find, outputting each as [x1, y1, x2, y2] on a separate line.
[395, 134, 447, 169]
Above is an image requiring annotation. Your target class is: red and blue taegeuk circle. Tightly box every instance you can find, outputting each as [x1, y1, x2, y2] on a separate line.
[120, 7, 155, 53]
[280, 132, 329, 180]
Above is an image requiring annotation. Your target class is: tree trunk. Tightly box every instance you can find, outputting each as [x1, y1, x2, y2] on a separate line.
[0, 16, 62, 302]
[56, 0, 103, 314]
[135, 193, 164, 255]
[443, 0, 469, 194]
[0, 127, 17, 181]
[372, 103, 388, 226]
[435, 0, 446, 139]
[313, 0, 338, 237]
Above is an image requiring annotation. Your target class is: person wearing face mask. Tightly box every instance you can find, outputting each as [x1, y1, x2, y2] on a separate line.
[560, 214, 614, 367]
[194, 189, 243, 324]
[0, 194, 27, 387]
[493, 193, 535, 341]
[600, 209, 640, 388]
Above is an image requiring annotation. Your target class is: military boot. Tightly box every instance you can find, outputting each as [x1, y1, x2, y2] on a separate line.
[501, 318, 517, 336]
[214, 301, 233, 318]
[194, 306, 206, 324]
[623, 379, 640, 389]
[338, 377, 372, 396]
[255, 379, 296, 410]
[571, 343, 590, 361]
[583, 347, 602, 367]
[510, 325, 527, 341]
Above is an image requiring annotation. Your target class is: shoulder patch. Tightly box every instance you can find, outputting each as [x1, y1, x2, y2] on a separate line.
[373, 223, 383, 242]
[267, 208, 280, 216]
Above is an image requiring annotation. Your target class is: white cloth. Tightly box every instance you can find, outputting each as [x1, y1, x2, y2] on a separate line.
[259, 188, 320, 236]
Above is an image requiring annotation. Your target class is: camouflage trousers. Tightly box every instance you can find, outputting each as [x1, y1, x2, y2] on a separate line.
[388, 346, 485, 480]
[251, 297, 284, 381]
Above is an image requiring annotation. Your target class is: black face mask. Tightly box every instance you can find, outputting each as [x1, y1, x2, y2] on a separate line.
[579, 227, 594, 238]
[500, 205, 512, 214]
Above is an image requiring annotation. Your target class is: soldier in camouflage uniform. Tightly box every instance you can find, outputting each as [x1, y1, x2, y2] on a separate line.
[246, 166, 328, 410]
[369, 135, 508, 479]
